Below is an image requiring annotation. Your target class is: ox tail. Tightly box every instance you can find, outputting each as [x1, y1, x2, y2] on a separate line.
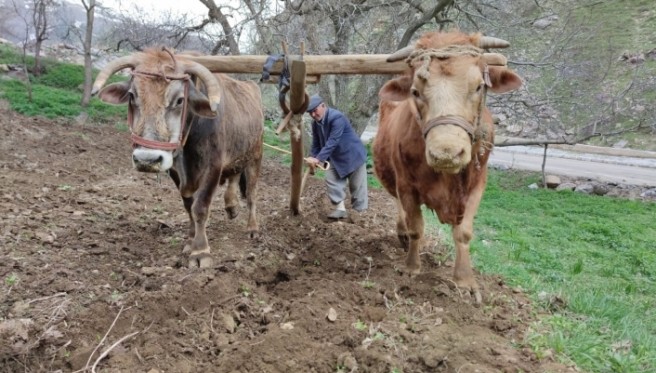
[239, 171, 248, 199]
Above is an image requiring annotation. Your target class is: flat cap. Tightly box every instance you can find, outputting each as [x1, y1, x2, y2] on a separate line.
[306, 94, 323, 113]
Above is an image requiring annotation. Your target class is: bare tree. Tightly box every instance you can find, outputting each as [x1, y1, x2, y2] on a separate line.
[197, 0, 241, 55]
[98, 4, 222, 53]
[7, 0, 35, 101]
[261, 0, 462, 134]
[80, 0, 95, 106]
[31, 0, 56, 76]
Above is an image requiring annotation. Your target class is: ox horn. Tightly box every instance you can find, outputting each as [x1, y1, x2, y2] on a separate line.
[181, 60, 221, 113]
[386, 45, 415, 62]
[483, 53, 508, 66]
[479, 36, 510, 49]
[91, 55, 138, 96]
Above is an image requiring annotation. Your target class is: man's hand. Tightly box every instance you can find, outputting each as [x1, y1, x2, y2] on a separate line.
[304, 157, 329, 172]
[304, 157, 319, 174]
[304, 157, 320, 167]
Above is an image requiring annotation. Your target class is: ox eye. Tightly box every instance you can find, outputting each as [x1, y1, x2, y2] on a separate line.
[173, 97, 185, 107]
[476, 83, 485, 93]
[411, 88, 421, 98]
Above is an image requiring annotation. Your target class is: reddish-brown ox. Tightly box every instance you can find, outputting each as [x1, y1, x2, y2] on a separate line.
[373, 31, 522, 302]
[91, 48, 263, 268]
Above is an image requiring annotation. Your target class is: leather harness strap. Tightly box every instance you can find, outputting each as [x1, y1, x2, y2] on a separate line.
[422, 115, 476, 142]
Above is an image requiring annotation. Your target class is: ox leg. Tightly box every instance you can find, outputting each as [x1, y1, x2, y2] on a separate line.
[187, 173, 220, 269]
[224, 174, 240, 220]
[394, 198, 409, 249]
[243, 162, 260, 238]
[169, 169, 196, 251]
[182, 196, 195, 250]
[451, 186, 485, 304]
[400, 195, 423, 275]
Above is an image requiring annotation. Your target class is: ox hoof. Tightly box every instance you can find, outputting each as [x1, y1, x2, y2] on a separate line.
[188, 253, 213, 268]
[402, 267, 421, 277]
[453, 280, 483, 305]
[402, 263, 421, 277]
[226, 206, 239, 220]
[459, 288, 483, 305]
[247, 229, 259, 239]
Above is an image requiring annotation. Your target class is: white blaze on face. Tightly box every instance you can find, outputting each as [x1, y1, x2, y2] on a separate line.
[421, 64, 483, 173]
[164, 81, 185, 144]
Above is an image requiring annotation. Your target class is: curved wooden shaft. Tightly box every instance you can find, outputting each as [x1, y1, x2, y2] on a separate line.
[289, 115, 304, 215]
[288, 59, 307, 215]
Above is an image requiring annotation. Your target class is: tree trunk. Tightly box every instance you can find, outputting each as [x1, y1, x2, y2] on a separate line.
[80, 0, 95, 107]
[32, 0, 50, 77]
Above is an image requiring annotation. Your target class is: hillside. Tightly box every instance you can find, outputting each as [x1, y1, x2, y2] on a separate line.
[493, 0, 656, 150]
[0, 0, 654, 150]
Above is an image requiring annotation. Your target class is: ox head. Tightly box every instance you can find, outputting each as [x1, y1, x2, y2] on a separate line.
[91, 48, 222, 173]
[380, 32, 522, 174]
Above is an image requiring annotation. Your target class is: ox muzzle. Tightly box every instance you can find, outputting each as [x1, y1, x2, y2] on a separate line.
[422, 115, 477, 174]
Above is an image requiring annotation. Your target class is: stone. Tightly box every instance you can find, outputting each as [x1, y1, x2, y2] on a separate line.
[545, 175, 561, 189]
[556, 183, 576, 191]
[574, 184, 594, 194]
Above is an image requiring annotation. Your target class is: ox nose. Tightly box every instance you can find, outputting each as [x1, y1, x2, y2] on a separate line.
[428, 145, 466, 164]
[133, 153, 163, 165]
[424, 126, 472, 173]
[132, 148, 174, 172]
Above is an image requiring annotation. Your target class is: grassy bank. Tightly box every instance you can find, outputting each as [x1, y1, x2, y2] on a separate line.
[0, 45, 124, 123]
[426, 170, 655, 373]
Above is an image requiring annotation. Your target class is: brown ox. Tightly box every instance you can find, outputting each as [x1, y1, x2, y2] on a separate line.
[91, 48, 263, 268]
[373, 31, 522, 302]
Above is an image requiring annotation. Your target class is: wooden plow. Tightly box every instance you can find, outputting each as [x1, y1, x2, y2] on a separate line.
[184, 49, 409, 215]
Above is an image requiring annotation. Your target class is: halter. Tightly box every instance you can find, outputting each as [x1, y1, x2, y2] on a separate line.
[406, 46, 492, 144]
[126, 49, 192, 151]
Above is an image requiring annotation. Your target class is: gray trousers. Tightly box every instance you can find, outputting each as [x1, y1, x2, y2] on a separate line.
[325, 163, 368, 212]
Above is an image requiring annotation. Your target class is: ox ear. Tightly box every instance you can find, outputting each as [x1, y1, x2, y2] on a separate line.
[379, 76, 413, 102]
[97, 81, 130, 105]
[487, 66, 523, 94]
[187, 85, 217, 118]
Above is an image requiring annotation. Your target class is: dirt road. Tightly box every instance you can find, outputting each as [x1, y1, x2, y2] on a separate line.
[490, 146, 656, 187]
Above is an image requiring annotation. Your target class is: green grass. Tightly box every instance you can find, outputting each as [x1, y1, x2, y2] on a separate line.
[263, 119, 294, 164]
[424, 170, 656, 373]
[0, 44, 126, 123]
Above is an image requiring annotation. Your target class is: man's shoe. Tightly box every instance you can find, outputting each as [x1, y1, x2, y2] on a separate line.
[327, 209, 348, 219]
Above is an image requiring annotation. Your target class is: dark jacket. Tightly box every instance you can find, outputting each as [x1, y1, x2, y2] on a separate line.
[310, 107, 367, 179]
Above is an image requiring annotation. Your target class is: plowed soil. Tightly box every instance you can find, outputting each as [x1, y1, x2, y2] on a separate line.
[0, 108, 574, 373]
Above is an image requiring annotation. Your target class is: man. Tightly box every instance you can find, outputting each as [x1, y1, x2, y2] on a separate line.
[305, 94, 368, 219]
